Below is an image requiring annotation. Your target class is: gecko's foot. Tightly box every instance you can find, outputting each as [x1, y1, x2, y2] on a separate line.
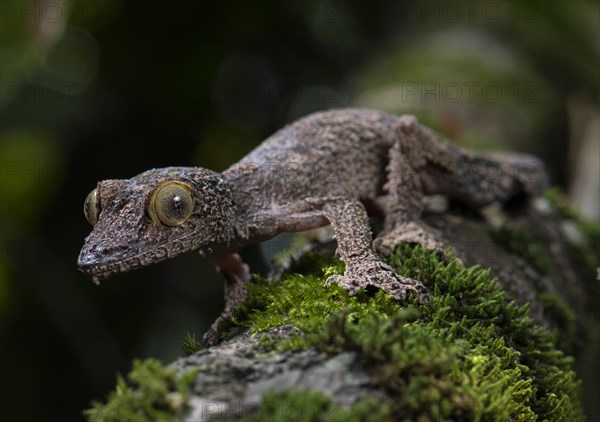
[325, 258, 429, 303]
[203, 319, 223, 347]
[374, 221, 446, 256]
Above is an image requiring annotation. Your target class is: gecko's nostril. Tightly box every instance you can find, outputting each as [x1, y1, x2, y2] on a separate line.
[78, 253, 95, 268]
[77, 248, 102, 270]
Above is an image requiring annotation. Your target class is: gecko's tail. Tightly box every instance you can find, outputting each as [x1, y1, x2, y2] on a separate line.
[486, 152, 549, 197]
[422, 149, 549, 208]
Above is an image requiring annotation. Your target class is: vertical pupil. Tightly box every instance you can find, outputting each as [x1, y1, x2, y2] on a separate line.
[173, 195, 182, 214]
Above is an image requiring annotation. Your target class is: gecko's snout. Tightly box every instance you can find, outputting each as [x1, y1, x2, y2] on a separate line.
[77, 248, 105, 277]
[78, 236, 159, 282]
[77, 249, 100, 270]
[77, 246, 120, 282]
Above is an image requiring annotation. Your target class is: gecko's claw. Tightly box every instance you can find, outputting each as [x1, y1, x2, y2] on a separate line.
[326, 259, 429, 304]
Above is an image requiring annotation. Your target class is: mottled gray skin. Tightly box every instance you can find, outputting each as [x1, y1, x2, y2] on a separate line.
[78, 108, 547, 345]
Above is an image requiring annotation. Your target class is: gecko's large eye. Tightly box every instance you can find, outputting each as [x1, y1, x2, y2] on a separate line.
[149, 181, 194, 226]
[84, 188, 99, 226]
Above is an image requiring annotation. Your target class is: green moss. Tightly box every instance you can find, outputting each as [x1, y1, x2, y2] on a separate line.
[83, 359, 198, 422]
[86, 240, 585, 421]
[286, 249, 342, 275]
[489, 223, 552, 275]
[182, 331, 204, 356]
[229, 244, 584, 421]
[233, 389, 392, 422]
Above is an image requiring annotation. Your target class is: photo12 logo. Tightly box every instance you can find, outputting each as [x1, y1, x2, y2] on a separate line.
[397, 1, 538, 24]
[1, 161, 61, 184]
[1, 82, 102, 105]
[0, 1, 104, 24]
[399, 82, 538, 104]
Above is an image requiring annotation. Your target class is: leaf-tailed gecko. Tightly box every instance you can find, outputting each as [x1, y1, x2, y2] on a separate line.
[78, 108, 546, 344]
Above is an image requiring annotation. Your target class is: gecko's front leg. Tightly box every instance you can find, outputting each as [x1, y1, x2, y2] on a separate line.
[203, 252, 250, 346]
[317, 198, 429, 303]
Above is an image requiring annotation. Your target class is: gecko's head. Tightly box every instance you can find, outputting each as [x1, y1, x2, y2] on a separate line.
[77, 167, 236, 283]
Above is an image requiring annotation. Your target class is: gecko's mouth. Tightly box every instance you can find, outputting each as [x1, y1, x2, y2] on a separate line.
[77, 228, 207, 284]
[77, 249, 147, 284]
[77, 261, 131, 285]
[77, 239, 197, 284]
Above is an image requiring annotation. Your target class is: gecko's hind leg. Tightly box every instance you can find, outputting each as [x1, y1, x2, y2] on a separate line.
[373, 115, 446, 256]
[203, 253, 250, 346]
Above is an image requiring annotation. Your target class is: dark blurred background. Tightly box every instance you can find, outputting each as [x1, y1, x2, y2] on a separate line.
[0, 0, 598, 420]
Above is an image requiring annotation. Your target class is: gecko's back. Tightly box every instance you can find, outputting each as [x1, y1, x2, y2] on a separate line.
[227, 108, 399, 201]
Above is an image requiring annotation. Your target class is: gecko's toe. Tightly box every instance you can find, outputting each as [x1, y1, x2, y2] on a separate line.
[326, 259, 430, 304]
[325, 274, 361, 296]
[370, 270, 429, 304]
[203, 315, 229, 347]
[203, 325, 221, 347]
[395, 275, 429, 304]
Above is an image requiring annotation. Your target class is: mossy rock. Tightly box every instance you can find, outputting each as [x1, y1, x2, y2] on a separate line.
[85, 190, 598, 421]
[85, 243, 586, 421]
[230, 245, 583, 421]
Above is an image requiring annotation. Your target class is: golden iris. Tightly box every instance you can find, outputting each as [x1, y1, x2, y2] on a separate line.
[149, 181, 194, 226]
[84, 188, 99, 226]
